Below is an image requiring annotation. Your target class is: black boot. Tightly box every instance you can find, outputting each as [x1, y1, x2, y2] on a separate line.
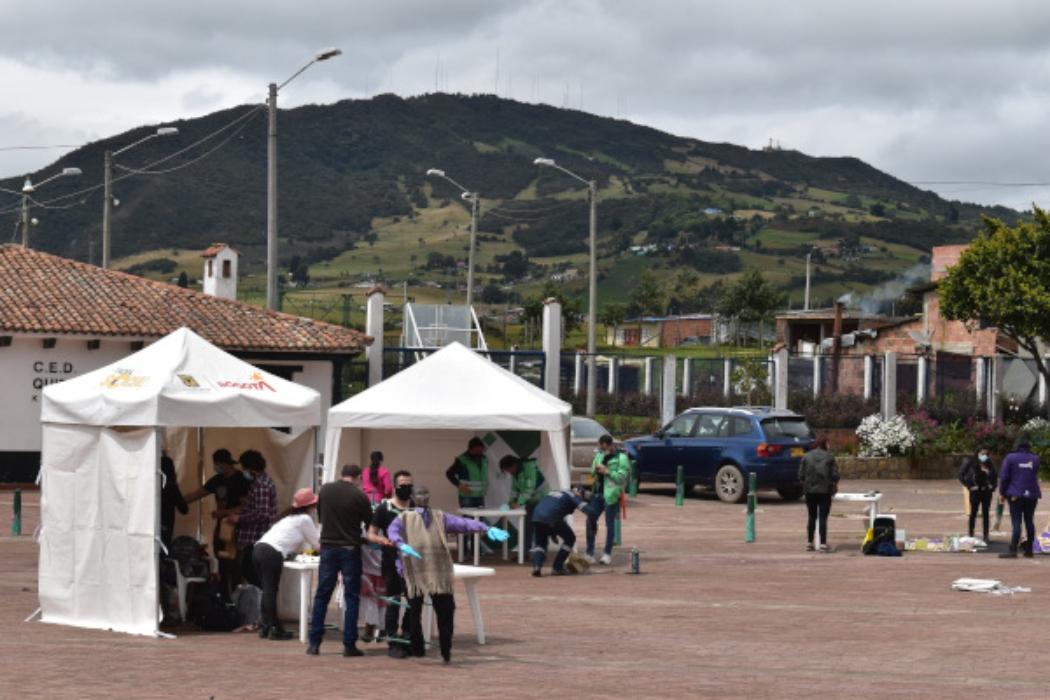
[258, 624, 271, 639]
[269, 626, 294, 640]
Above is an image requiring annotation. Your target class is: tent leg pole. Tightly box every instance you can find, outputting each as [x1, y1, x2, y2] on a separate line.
[313, 426, 320, 491]
[196, 427, 204, 542]
[23, 607, 41, 623]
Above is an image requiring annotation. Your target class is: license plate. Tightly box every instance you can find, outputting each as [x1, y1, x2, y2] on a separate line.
[791, 447, 804, 457]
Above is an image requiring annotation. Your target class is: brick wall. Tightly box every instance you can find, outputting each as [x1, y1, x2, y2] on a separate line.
[660, 318, 712, 347]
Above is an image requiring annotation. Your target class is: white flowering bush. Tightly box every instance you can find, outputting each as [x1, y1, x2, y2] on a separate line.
[1022, 417, 1050, 434]
[856, 414, 916, 457]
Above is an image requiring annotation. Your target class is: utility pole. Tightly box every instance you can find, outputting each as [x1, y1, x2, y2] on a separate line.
[586, 179, 598, 417]
[804, 251, 812, 311]
[102, 150, 113, 268]
[266, 81, 279, 311]
[20, 190, 29, 247]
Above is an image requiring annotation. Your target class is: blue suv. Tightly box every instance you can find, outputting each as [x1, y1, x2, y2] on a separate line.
[623, 407, 814, 503]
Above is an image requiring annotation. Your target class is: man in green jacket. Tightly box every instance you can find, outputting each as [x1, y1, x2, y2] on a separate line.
[499, 455, 550, 554]
[446, 437, 489, 508]
[585, 434, 630, 565]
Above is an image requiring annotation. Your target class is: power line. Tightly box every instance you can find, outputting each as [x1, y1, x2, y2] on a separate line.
[0, 144, 84, 152]
[114, 108, 262, 176]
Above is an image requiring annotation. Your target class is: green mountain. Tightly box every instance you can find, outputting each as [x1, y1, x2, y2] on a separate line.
[1, 93, 1018, 311]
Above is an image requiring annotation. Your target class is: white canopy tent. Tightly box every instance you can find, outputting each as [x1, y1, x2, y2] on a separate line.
[324, 342, 572, 513]
[38, 327, 321, 636]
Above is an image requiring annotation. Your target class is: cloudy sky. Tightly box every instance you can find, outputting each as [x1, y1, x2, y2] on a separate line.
[2, 0, 1048, 210]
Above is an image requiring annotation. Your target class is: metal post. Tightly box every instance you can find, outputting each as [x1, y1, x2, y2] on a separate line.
[102, 150, 113, 268]
[774, 347, 789, 410]
[745, 472, 757, 542]
[11, 488, 21, 536]
[466, 194, 478, 308]
[607, 356, 619, 395]
[812, 355, 821, 398]
[20, 192, 29, 247]
[804, 252, 812, 311]
[366, 289, 385, 387]
[643, 357, 654, 395]
[680, 357, 692, 398]
[882, 352, 898, 419]
[585, 181, 598, 417]
[542, 300, 561, 397]
[917, 355, 927, 405]
[266, 81, 279, 311]
[863, 355, 874, 401]
[661, 355, 677, 427]
[675, 465, 684, 507]
[723, 358, 732, 398]
[573, 351, 583, 395]
[975, 357, 986, 402]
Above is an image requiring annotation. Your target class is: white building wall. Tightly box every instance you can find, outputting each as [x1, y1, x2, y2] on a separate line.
[202, 248, 238, 300]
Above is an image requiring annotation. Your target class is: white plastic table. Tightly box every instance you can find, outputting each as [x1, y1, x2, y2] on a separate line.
[834, 491, 883, 529]
[457, 507, 527, 566]
[283, 559, 495, 645]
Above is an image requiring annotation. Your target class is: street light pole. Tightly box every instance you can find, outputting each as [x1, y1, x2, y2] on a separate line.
[19, 167, 82, 249]
[266, 81, 279, 311]
[425, 168, 479, 308]
[266, 48, 342, 312]
[534, 157, 599, 416]
[20, 188, 30, 247]
[102, 127, 177, 268]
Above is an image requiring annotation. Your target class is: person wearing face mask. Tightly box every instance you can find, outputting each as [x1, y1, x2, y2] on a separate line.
[958, 446, 998, 542]
[387, 485, 508, 664]
[227, 450, 278, 588]
[184, 448, 251, 598]
[367, 470, 415, 658]
[584, 435, 630, 566]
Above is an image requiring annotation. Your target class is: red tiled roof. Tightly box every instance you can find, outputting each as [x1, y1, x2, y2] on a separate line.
[0, 244, 370, 354]
[201, 243, 236, 258]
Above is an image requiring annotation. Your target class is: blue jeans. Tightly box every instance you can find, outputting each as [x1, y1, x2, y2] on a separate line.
[585, 497, 619, 557]
[308, 545, 362, 648]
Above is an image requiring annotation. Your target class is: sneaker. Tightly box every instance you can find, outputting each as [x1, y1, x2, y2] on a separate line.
[818, 544, 831, 553]
[305, 645, 320, 656]
[599, 553, 612, 565]
[343, 645, 364, 657]
[1024, 550, 1034, 559]
[532, 568, 542, 577]
[999, 551, 1019, 559]
[361, 624, 376, 643]
[805, 543, 815, 552]
[582, 554, 596, 564]
[269, 627, 294, 641]
[258, 625, 271, 639]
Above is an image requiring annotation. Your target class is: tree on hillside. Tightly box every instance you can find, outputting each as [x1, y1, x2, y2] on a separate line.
[599, 302, 627, 329]
[177, 271, 189, 288]
[626, 270, 666, 318]
[940, 208, 1050, 386]
[715, 270, 786, 346]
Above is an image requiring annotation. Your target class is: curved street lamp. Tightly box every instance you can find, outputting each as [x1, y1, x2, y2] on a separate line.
[426, 168, 480, 308]
[20, 167, 82, 248]
[535, 156, 598, 417]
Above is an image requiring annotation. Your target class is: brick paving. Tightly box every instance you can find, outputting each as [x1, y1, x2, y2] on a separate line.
[2, 481, 1049, 699]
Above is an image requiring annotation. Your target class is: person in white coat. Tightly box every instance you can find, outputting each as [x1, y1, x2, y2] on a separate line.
[252, 488, 321, 640]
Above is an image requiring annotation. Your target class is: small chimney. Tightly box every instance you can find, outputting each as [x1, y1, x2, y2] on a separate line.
[201, 243, 238, 300]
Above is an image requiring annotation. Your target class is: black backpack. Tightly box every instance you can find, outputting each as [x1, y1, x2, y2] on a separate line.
[170, 536, 210, 578]
[190, 583, 242, 632]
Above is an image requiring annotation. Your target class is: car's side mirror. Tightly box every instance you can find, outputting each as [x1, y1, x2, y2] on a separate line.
[654, 430, 664, 439]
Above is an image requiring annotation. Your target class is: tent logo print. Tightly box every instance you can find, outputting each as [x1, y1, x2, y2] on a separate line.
[217, 371, 276, 392]
[177, 374, 200, 388]
[100, 368, 148, 389]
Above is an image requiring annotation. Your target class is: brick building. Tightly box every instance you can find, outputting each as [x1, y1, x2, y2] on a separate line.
[607, 314, 715, 348]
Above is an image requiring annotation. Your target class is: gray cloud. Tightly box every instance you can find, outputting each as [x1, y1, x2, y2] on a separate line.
[2, 0, 1050, 210]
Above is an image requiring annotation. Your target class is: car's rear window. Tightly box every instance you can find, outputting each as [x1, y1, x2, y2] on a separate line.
[572, 418, 607, 439]
[761, 417, 814, 439]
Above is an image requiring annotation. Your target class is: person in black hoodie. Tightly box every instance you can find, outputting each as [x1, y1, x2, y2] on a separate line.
[958, 446, 997, 542]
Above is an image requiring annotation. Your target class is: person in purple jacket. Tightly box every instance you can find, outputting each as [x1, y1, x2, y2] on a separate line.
[998, 439, 1041, 559]
[383, 485, 508, 663]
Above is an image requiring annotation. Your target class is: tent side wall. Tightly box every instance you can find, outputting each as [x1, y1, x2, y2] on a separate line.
[39, 425, 159, 636]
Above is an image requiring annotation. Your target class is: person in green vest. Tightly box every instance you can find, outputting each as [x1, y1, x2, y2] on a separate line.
[584, 434, 630, 565]
[445, 437, 489, 508]
[499, 454, 550, 554]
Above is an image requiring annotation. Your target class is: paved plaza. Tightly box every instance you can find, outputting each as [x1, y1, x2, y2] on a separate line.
[1, 480, 1048, 699]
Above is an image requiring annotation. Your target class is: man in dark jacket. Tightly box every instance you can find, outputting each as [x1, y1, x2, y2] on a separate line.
[998, 440, 1041, 559]
[530, 485, 589, 577]
[799, 437, 839, 551]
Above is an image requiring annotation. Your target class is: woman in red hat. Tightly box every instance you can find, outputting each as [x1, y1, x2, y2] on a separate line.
[252, 488, 321, 640]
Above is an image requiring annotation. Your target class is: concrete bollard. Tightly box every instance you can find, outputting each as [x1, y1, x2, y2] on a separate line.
[745, 472, 757, 543]
[675, 465, 685, 507]
[12, 488, 21, 536]
[614, 516, 622, 546]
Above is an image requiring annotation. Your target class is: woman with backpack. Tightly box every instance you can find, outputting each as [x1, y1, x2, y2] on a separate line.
[362, 450, 393, 505]
[958, 446, 997, 542]
[252, 488, 321, 640]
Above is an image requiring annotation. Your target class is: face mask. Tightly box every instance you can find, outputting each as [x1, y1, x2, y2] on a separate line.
[243, 470, 255, 481]
[213, 464, 225, 476]
[395, 484, 413, 500]
[978, 454, 989, 463]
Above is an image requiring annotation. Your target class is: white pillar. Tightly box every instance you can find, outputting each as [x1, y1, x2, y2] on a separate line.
[607, 356, 619, 394]
[1040, 360, 1047, 407]
[766, 355, 774, 389]
[723, 358, 733, 398]
[975, 357, 986, 401]
[365, 288, 385, 387]
[863, 355, 874, 401]
[917, 355, 928, 405]
[988, 356, 1001, 422]
[774, 348, 789, 410]
[681, 358, 692, 397]
[542, 300, 562, 397]
[509, 344, 518, 375]
[882, 352, 897, 419]
[573, 352, 584, 395]
[662, 356, 677, 426]
[643, 357, 655, 395]
[812, 355, 821, 398]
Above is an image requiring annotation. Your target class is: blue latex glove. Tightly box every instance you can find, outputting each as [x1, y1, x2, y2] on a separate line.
[486, 526, 510, 542]
[398, 543, 423, 559]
